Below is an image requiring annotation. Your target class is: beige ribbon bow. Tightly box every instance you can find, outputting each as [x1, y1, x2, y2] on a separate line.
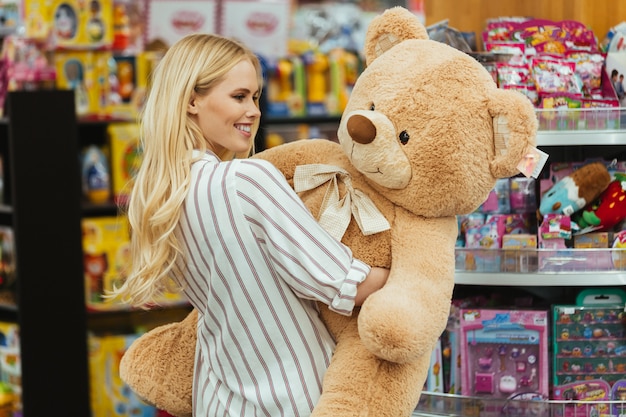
[293, 164, 391, 241]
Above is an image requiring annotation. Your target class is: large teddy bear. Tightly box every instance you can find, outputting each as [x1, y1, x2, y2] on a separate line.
[119, 6, 538, 417]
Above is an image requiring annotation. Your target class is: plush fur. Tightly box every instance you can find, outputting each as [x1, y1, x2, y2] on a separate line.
[119, 7, 538, 417]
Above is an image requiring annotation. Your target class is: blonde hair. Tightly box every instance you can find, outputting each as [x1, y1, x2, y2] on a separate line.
[112, 34, 263, 307]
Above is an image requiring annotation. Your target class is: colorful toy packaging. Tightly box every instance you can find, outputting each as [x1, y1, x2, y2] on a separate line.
[109, 51, 159, 119]
[82, 215, 130, 310]
[54, 50, 111, 117]
[24, 0, 113, 49]
[107, 122, 142, 205]
[426, 338, 444, 393]
[265, 55, 306, 118]
[460, 308, 549, 404]
[89, 333, 157, 417]
[0, 322, 20, 416]
[81, 144, 111, 204]
[82, 215, 186, 310]
[552, 289, 626, 389]
[551, 379, 611, 417]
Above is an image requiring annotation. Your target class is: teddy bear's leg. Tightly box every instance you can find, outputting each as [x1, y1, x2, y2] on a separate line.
[119, 309, 197, 417]
[314, 307, 427, 417]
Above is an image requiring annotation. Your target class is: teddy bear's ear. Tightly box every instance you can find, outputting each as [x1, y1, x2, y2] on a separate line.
[364, 6, 429, 66]
[488, 89, 539, 178]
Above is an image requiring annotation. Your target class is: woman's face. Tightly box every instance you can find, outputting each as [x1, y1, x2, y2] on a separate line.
[188, 59, 261, 156]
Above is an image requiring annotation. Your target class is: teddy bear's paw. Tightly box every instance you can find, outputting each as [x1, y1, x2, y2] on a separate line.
[356, 293, 443, 363]
[358, 318, 425, 364]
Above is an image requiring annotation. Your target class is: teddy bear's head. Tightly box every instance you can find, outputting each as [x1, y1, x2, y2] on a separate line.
[338, 7, 538, 217]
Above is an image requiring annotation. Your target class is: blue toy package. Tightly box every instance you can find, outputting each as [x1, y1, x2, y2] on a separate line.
[552, 289, 626, 390]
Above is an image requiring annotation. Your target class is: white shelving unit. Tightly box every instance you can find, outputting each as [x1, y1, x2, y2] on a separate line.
[456, 112, 626, 287]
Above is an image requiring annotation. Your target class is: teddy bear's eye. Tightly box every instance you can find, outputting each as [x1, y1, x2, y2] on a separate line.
[369, 103, 375, 111]
[399, 130, 410, 145]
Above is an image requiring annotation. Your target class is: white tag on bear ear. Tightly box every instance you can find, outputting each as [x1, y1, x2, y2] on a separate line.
[517, 146, 549, 179]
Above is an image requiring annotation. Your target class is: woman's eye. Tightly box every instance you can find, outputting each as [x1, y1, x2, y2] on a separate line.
[234, 94, 245, 101]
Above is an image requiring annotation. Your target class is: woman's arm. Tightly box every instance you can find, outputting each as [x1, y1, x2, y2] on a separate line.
[355, 267, 389, 306]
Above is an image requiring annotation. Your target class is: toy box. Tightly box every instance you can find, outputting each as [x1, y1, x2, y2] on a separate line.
[426, 338, 444, 393]
[611, 379, 626, 416]
[552, 379, 611, 417]
[552, 289, 626, 388]
[82, 216, 130, 310]
[109, 51, 159, 119]
[107, 122, 141, 205]
[24, 0, 113, 49]
[51, 0, 113, 49]
[460, 308, 549, 402]
[89, 333, 157, 417]
[54, 50, 111, 118]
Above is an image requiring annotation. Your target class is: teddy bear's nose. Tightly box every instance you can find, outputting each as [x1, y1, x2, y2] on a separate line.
[347, 114, 376, 144]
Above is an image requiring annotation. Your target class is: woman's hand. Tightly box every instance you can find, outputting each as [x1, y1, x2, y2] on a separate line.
[355, 267, 389, 306]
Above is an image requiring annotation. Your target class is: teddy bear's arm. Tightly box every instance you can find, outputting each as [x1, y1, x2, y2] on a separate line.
[253, 139, 348, 183]
[357, 208, 457, 364]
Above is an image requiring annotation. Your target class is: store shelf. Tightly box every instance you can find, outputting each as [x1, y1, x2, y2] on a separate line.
[456, 270, 626, 286]
[412, 391, 623, 417]
[455, 248, 626, 286]
[533, 107, 626, 145]
[537, 129, 626, 146]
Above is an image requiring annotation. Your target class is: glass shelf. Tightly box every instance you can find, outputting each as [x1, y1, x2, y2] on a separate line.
[454, 248, 626, 286]
[535, 107, 626, 145]
[413, 391, 624, 417]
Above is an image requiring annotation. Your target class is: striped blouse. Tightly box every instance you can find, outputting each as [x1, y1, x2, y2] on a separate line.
[173, 151, 370, 416]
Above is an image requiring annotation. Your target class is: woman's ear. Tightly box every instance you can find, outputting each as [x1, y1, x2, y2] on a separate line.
[187, 95, 198, 115]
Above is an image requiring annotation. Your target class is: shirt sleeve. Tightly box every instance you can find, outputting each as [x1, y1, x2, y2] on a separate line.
[234, 159, 370, 316]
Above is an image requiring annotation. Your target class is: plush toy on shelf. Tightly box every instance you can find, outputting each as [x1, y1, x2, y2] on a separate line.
[574, 172, 626, 231]
[539, 161, 611, 219]
[119, 7, 538, 417]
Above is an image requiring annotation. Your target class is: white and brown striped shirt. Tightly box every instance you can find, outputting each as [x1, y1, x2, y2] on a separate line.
[173, 151, 369, 416]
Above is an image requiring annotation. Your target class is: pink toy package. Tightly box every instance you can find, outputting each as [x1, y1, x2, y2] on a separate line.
[460, 308, 549, 402]
[552, 379, 611, 417]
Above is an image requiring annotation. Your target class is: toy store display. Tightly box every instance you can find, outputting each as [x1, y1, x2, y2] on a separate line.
[553, 289, 626, 389]
[459, 308, 549, 403]
[456, 156, 626, 274]
[456, 176, 540, 273]
[482, 17, 621, 130]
